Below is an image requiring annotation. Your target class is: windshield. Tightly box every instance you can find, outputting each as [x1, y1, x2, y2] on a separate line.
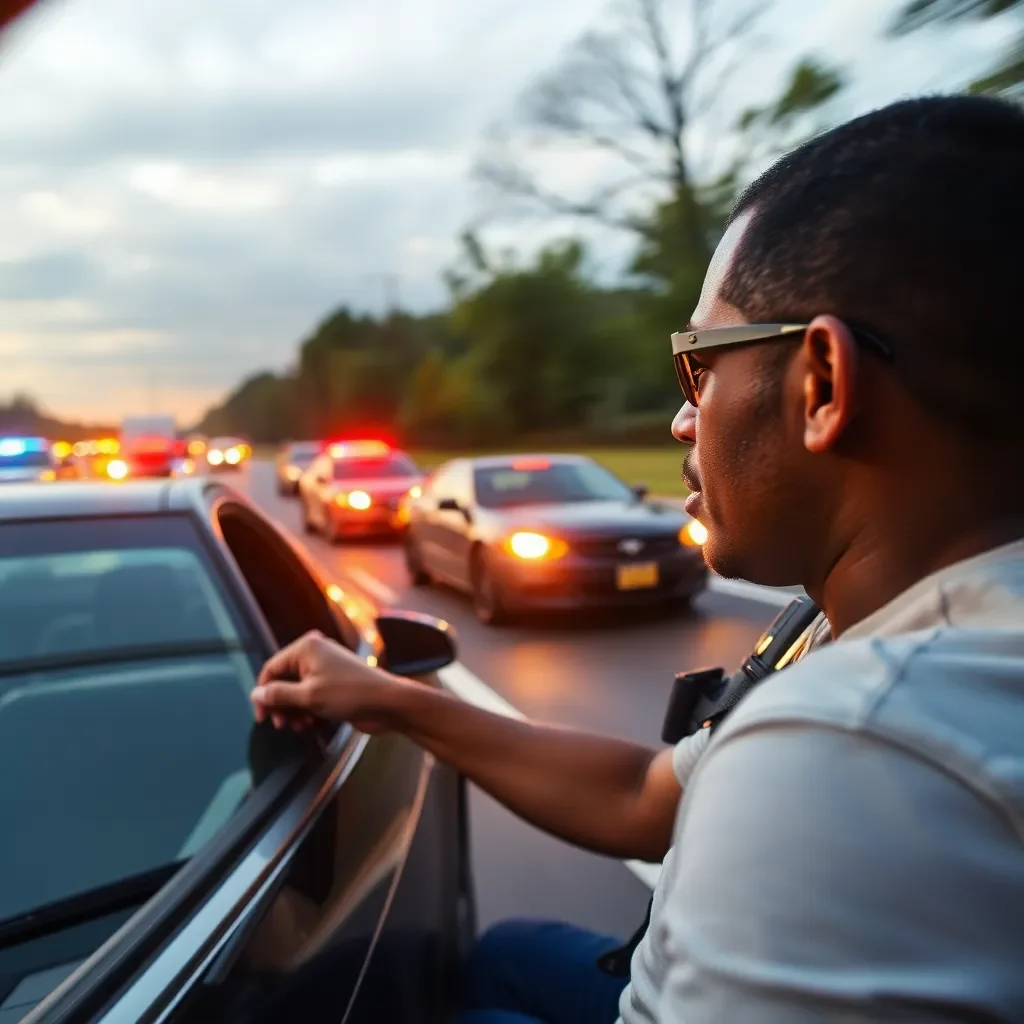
[0, 451, 51, 469]
[288, 444, 320, 464]
[0, 518, 264, 925]
[474, 462, 636, 509]
[332, 454, 418, 480]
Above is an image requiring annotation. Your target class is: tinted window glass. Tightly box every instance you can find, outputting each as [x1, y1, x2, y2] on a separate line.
[287, 443, 320, 464]
[0, 547, 237, 667]
[474, 461, 634, 508]
[332, 454, 418, 481]
[0, 517, 261, 925]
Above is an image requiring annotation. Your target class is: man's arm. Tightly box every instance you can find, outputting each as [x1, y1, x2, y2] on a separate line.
[657, 724, 1023, 1022]
[253, 632, 681, 862]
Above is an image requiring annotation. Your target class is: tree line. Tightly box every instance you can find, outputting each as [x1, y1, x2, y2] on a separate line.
[192, 0, 1022, 448]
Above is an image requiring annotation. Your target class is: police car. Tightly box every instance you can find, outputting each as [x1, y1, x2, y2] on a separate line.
[298, 440, 423, 542]
[0, 437, 63, 484]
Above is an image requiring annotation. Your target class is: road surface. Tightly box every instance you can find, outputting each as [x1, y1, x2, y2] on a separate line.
[236, 460, 784, 941]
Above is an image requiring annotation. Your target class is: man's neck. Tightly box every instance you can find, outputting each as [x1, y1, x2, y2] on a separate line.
[812, 513, 1024, 638]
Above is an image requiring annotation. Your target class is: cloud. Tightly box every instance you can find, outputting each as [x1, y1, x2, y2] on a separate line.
[0, 0, 1016, 424]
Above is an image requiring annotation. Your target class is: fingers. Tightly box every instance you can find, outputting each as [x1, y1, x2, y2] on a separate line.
[252, 680, 313, 713]
[256, 630, 324, 690]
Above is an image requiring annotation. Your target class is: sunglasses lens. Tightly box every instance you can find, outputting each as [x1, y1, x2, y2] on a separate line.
[674, 353, 698, 407]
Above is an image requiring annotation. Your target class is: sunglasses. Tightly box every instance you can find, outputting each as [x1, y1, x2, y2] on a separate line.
[670, 322, 895, 408]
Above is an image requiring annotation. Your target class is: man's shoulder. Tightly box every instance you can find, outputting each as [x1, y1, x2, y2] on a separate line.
[713, 626, 1024, 811]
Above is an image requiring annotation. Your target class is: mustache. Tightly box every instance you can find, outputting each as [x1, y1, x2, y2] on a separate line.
[681, 451, 701, 493]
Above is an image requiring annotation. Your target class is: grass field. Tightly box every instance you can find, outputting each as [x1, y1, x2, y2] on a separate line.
[409, 447, 689, 499]
[257, 443, 690, 498]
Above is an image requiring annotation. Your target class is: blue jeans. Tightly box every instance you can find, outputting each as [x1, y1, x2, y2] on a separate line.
[453, 918, 629, 1024]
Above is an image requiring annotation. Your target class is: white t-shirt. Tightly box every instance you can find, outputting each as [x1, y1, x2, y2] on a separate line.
[617, 610, 830, 1024]
[654, 538, 1024, 1021]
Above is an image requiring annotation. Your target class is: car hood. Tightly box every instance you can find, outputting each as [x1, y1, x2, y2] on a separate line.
[332, 476, 420, 497]
[498, 499, 688, 537]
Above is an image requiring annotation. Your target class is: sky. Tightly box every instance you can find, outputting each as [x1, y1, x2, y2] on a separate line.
[0, 0, 1014, 425]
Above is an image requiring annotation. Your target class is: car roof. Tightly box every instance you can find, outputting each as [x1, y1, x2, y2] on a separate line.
[462, 453, 592, 470]
[0, 478, 219, 523]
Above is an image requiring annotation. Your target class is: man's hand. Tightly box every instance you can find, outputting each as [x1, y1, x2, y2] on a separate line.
[252, 630, 407, 734]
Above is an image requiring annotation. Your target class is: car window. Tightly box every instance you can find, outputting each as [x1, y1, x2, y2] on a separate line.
[288, 444, 320, 464]
[216, 501, 360, 651]
[474, 461, 635, 508]
[331, 453, 419, 481]
[0, 516, 261, 926]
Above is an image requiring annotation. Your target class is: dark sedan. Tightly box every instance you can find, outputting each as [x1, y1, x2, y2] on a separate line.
[0, 480, 474, 1024]
[401, 454, 708, 624]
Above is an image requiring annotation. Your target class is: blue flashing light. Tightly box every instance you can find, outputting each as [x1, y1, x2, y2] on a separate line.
[0, 437, 48, 457]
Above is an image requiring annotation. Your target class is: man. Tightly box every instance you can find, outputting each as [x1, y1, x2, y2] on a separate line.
[253, 93, 1024, 1022]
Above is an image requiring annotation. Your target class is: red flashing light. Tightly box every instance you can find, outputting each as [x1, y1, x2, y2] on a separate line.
[328, 439, 392, 459]
[510, 458, 551, 471]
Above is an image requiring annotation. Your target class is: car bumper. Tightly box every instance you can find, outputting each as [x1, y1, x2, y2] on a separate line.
[329, 505, 404, 534]
[492, 548, 708, 610]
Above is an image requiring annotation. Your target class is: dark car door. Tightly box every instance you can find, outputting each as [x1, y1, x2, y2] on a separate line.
[22, 499, 472, 1024]
[166, 499, 472, 1023]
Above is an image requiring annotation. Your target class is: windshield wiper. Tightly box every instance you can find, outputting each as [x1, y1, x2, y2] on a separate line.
[0, 864, 181, 947]
[0, 639, 253, 680]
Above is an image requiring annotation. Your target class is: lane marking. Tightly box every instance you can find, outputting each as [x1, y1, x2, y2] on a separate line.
[707, 576, 799, 609]
[347, 567, 400, 606]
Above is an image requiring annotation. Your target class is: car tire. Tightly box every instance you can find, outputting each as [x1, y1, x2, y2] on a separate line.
[404, 535, 430, 586]
[300, 501, 315, 535]
[471, 548, 508, 626]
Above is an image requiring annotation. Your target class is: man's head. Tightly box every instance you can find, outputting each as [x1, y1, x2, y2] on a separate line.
[674, 94, 1024, 589]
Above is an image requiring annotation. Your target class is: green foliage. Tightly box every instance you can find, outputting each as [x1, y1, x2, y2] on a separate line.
[890, 0, 1023, 95]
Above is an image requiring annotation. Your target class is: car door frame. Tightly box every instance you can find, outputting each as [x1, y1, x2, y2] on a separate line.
[22, 490, 474, 1024]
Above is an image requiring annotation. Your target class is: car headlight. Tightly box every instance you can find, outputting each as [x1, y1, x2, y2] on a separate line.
[225, 447, 241, 465]
[505, 531, 568, 560]
[408, 484, 422, 500]
[679, 520, 708, 546]
[286, 465, 301, 481]
[345, 490, 372, 510]
[106, 459, 129, 481]
[207, 449, 224, 466]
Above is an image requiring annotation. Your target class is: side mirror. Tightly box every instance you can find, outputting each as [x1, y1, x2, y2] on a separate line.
[437, 497, 460, 512]
[376, 610, 457, 676]
[632, 483, 649, 501]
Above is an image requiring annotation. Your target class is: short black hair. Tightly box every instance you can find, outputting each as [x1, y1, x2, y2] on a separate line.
[722, 94, 1024, 443]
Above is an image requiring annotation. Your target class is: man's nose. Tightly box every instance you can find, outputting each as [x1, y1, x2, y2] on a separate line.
[672, 404, 696, 444]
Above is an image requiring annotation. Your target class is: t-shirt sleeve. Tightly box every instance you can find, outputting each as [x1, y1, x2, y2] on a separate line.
[656, 724, 1024, 1023]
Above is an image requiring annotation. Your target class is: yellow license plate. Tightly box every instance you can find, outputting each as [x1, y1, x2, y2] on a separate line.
[616, 562, 659, 590]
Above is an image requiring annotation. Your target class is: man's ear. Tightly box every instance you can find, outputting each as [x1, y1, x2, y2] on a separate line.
[801, 315, 860, 454]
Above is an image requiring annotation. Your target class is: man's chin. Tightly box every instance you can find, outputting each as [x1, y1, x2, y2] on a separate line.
[703, 540, 793, 589]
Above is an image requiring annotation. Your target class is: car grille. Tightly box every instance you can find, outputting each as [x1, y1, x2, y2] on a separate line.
[570, 534, 680, 559]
